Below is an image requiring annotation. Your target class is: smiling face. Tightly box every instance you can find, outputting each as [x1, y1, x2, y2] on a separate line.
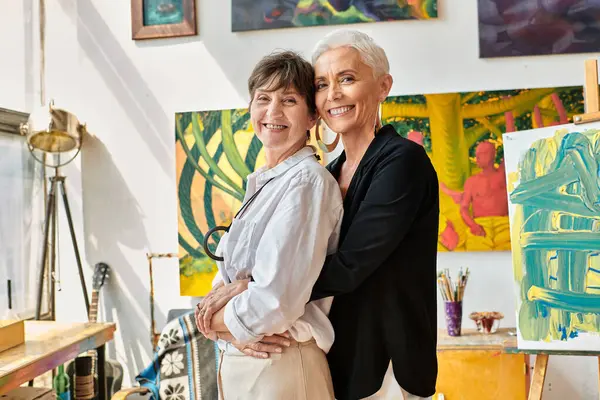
[250, 81, 316, 152]
[314, 46, 392, 135]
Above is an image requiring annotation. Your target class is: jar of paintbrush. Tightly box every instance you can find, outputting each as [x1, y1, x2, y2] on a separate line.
[438, 268, 470, 337]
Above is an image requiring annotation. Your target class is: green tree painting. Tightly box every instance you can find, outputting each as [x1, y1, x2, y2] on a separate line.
[176, 109, 323, 296]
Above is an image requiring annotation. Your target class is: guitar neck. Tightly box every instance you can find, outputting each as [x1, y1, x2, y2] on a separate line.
[87, 290, 100, 376]
[89, 290, 99, 323]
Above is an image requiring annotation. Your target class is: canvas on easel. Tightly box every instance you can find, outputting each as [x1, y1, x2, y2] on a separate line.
[499, 58, 600, 400]
[503, 59, 600, 354]
[503, 121, 600, 351]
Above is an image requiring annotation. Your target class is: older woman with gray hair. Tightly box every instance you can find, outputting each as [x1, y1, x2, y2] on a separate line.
[308, 29, 439, 400]
[197, 30, 439, 400]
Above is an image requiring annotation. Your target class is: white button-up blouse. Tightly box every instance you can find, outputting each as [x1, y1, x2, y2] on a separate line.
[212, 146, 343, 354]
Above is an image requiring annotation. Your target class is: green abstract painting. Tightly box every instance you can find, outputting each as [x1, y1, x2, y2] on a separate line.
[504, 122, 600, 350]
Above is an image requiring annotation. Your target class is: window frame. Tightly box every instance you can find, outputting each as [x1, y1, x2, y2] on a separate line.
[0, 107, 51, 321]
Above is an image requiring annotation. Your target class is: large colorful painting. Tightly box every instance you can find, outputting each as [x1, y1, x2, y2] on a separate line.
[381, 86, 584, 252]
[503, 122, 600, 350]
[478, 0, 600, 58]
[231, 0, 437, 32]
[176, 109, 323, 296]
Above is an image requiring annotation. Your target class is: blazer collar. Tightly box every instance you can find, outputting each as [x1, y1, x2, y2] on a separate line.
[327, 124, 397, 177]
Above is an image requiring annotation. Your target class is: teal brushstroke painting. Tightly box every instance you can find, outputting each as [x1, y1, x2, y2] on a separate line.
[503, 122, 600, 351]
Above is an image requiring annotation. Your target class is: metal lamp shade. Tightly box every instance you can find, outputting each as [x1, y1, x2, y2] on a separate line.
[22, 102, 85, 153]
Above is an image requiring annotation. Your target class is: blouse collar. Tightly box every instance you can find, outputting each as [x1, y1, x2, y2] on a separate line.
[250, 146, 318, 186]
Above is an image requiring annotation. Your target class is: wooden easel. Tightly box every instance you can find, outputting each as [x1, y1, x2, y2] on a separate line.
[522, 58, 600, 400]
[574, 59, 600, 125]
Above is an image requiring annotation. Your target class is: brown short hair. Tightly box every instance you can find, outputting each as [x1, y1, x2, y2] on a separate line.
[248, 50, 316, 116]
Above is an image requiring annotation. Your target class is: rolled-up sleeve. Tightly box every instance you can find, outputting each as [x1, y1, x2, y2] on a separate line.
[224, 177, 342, 344]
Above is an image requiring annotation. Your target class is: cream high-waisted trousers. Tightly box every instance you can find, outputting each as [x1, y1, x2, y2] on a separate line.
[218, 338, 335, 400]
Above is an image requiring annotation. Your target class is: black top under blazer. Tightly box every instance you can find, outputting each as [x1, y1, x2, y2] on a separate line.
[310, 125, 440, 400]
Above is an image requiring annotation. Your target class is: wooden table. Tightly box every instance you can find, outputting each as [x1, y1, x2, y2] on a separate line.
[438, 327, 517, 350]
[0, 321, 116, 400]
[435, 327, 529, 399]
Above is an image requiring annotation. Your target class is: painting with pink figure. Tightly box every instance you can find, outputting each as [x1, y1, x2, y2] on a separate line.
[381, 85, 584, 252]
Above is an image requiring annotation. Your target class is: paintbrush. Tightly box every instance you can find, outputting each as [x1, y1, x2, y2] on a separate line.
[438, 271, 454, 301]
[437, 277, 446, 301]
[438, 268, 470, 302]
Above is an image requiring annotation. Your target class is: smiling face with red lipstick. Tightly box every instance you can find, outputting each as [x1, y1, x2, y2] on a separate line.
[314, 46, 391, 137]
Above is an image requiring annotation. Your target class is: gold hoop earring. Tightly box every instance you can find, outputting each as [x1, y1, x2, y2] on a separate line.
[375, 103, 383, 131]
[315, 119, 340, 153]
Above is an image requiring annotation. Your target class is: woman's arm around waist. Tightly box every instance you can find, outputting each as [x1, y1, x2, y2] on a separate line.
[220, 174, 343, 344]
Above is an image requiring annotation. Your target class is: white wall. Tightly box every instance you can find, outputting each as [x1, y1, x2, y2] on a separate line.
[1, 0, 598, 397]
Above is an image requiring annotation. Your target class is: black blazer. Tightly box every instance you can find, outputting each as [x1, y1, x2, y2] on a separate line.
[310, 125, 439, 400]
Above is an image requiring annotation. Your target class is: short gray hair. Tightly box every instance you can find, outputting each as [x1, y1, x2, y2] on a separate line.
[311, 29, 390, 77]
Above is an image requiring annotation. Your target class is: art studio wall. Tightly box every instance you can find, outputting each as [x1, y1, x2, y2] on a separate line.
[1, 0, 599, 397]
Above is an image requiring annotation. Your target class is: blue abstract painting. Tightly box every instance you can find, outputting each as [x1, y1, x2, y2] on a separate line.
[503, 122, 600, 350]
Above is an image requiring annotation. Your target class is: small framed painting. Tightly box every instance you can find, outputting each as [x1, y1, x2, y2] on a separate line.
[131, 0, 196, 40]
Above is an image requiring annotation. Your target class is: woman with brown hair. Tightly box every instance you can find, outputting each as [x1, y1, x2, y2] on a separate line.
[196, 50, 343, 400]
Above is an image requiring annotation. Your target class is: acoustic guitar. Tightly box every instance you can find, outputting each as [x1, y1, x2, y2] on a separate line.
[66, 262, 123, 399]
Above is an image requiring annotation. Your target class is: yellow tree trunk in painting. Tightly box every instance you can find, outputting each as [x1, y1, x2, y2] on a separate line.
[426, 93, 469, 190]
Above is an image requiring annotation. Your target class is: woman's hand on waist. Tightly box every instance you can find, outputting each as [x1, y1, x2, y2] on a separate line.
[218, 331, 292, 359]
[195, 279, 250, 335]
